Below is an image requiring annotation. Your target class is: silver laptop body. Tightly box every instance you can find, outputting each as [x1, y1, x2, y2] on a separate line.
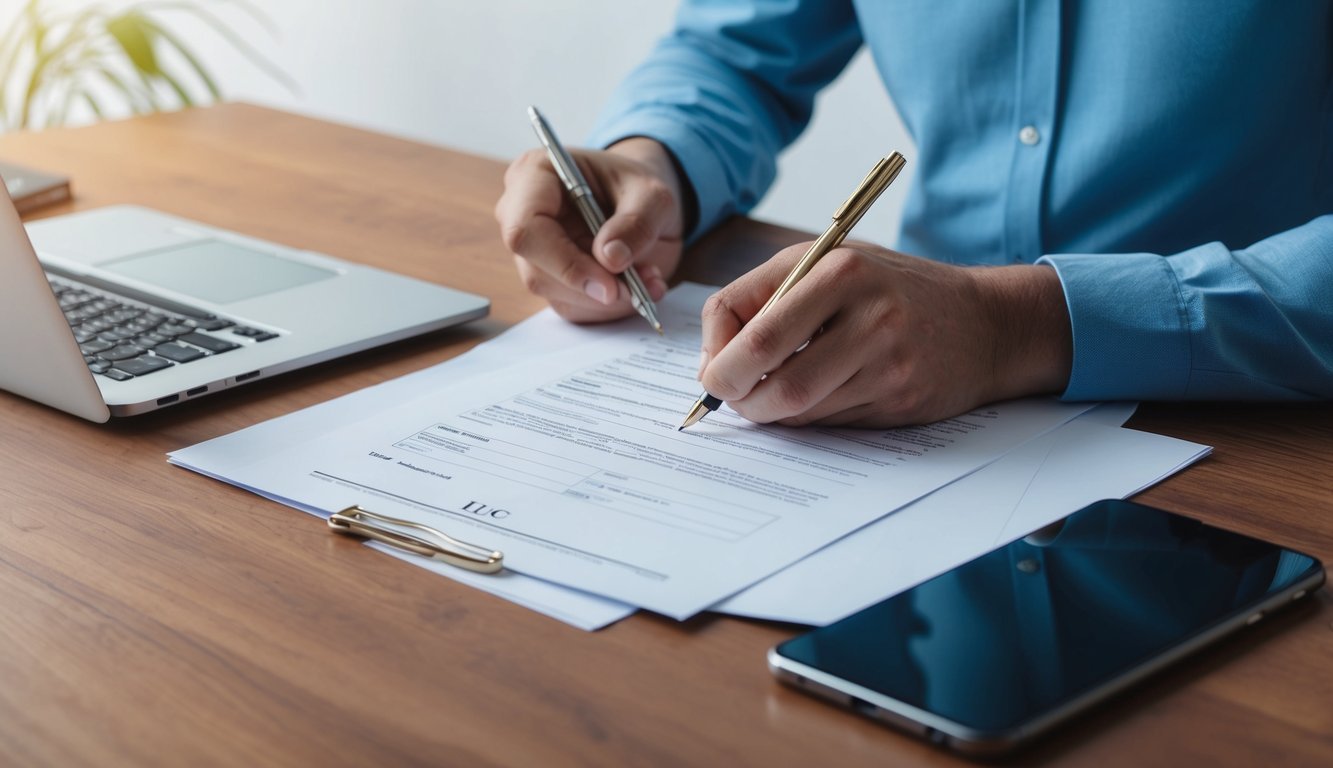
[1, 199, 488, 421]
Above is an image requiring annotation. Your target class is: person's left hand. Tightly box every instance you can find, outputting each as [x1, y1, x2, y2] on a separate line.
[697, 242, 1074, 427]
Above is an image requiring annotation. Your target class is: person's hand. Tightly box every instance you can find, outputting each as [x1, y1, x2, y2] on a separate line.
[698, 243, 1073, 427]
[495, 137, 685, 323]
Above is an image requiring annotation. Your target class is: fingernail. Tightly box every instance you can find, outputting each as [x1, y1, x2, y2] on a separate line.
[603, 240, 632, 270]
[584, 280, 611, 304]
[642, 265, 667, 299]
[698, 348, 710, 379]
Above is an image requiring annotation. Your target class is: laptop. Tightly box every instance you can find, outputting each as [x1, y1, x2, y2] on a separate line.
[0, 197, 489, 421]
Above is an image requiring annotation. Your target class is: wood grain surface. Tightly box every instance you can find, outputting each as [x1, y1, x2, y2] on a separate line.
[0, 104, 1329, 767]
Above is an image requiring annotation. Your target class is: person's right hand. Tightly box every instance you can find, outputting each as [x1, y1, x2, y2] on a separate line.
[495, 137, 686, 323]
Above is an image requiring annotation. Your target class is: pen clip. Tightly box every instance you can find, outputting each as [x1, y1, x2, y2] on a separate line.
[527, 105, 594, 197]
[833, 152, 907, 226]
[328, 505, 504, 574]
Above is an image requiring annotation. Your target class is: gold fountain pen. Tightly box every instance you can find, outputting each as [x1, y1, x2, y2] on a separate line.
[678, 152, 907, 430]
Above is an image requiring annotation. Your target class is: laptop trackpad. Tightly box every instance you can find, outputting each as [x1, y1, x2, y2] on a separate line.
[100, 239, 337, 304]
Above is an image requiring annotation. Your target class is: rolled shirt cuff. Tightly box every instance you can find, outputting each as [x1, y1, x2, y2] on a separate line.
[1036, 248, 1210, 401]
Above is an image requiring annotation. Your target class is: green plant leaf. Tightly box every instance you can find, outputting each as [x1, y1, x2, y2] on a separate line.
[92, 62, 157, 113]
[26, 0, 49, 58]
[14, 6, 114, 130]
[2, 0, 293, 130]
[142, 0, 278, 37]
[1, 12, 39, 128]
[152, 61, 195, 108]
[53, 79, 79, 126]
[143, 1, 297, 94]
[107, 11, 162, 76]
[79, 88, 105, 119]
[64, 86, 104, 124]
[17, 35, 51, 129]
[138, 16, 219, 101]
[0, 8, 31, 73]
[2, 5, 105, 94]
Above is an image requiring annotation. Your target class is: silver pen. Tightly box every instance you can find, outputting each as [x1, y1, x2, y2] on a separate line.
[527, 106, 663, 334]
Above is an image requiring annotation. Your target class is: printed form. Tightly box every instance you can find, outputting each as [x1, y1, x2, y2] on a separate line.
[222, 288, 1091, 619]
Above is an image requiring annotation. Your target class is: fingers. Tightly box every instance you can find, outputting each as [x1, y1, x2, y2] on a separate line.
[697, 245, 936, 426]
[496, 146, 683, 323]
[512, 256, 625, 324]
[592, 175, 678, 274]
[638, 263, 669, 300]
[698, 244, 803, 372]
[495, 149, 621, 307]
[728, 321, 864, 424]
[700, 246, 845, 404]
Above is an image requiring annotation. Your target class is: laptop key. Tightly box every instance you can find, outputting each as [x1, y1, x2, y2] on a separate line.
[104, 308, 144, 324]
[191, 317, 234, 331]
[158, 322, 194, 337]
[126, 317, 164, 334]
[87, 360, 112, 374]
[231, 326, 278, 341]
[65, 306, 105, 324]
[178, 332, 240, 354]
[113, 355, 172, 376]
[98, 344, 148, 361]
[58, 292, 95, 310]
[153, 342, 207, 363]
[80, 339, 115, 355]
[99, 368, 134, 381]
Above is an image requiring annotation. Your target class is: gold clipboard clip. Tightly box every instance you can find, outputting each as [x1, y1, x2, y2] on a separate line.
[328, 505, 504, 574]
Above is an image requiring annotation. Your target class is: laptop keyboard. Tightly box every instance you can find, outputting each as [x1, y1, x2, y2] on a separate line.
[49, 277, 278, 381]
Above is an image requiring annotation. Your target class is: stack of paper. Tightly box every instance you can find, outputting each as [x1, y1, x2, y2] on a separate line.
[171, 284, 1209, 630]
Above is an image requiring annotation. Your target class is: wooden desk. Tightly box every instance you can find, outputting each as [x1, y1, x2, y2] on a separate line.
[1, 104, 1329, 767]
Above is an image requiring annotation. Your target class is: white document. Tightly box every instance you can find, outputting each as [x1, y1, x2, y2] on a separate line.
[184, 286, 1090, 620]
[712, 418, 1210, 624]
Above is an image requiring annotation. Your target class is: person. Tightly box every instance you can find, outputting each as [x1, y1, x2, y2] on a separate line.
[495, 1, 1333, 428]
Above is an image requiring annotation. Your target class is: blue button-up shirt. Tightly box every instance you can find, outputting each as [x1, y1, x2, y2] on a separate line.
[588, 0, 1333, 402]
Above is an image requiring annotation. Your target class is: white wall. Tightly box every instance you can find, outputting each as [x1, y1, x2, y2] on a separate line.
[5, 0, 915, 246]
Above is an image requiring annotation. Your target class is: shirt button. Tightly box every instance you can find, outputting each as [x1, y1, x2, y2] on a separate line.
[1019, 125, 1041, 146]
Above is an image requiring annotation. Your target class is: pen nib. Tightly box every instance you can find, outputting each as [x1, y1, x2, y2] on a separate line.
[677, 401, 708, 431]
[631, 293, 664, 335]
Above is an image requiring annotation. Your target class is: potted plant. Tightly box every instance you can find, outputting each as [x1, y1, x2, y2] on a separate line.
[0, 0, 291, 131]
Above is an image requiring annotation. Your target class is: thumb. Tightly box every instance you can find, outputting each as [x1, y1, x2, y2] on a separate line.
[591, 180, 678, 274]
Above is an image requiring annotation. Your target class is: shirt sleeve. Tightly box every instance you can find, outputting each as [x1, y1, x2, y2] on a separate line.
[586, 0, 863, 239]
[1038, 214, 1333, 401]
